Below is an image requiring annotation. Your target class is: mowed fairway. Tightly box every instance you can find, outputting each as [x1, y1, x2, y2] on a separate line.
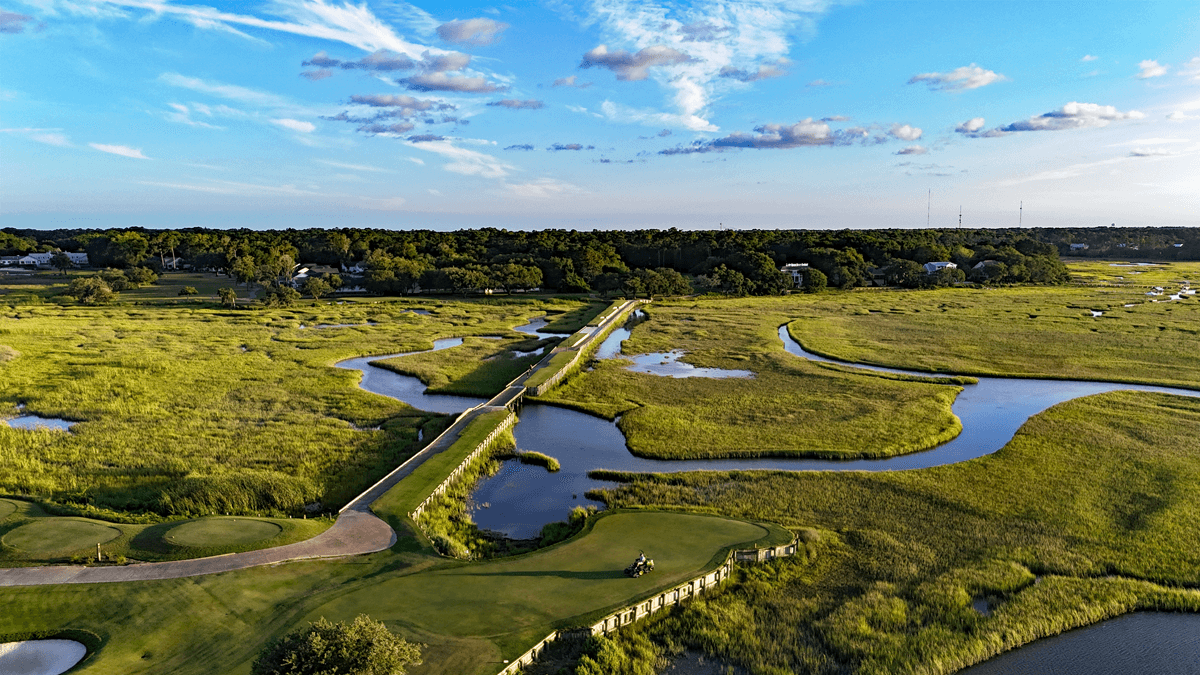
[0, 511, 770, 675]
[308, 512, 766, 636]
[0, 499, 16, 521]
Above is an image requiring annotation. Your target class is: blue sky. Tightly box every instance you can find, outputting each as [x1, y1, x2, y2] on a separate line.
[1, 0, 1197, 230]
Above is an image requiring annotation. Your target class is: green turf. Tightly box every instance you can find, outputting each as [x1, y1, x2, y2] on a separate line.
[0, 499, 16, 522]
[2, 519, 121, 555]
[0, 510, 769, 675]
[163, 518, 283, 548]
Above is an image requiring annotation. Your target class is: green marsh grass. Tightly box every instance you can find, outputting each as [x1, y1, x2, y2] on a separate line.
[0, 293, 594, 518]
[589, 391, 1200, 674]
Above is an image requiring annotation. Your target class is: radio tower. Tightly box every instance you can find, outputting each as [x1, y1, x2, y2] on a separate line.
[1019, 201, 1023, 227]
[959, 206, 962, 229]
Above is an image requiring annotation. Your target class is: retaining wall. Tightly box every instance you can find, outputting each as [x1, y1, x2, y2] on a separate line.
[409, 410, 516, 523]
[525, 299, 645, 396]
[494, 538, 800, 675]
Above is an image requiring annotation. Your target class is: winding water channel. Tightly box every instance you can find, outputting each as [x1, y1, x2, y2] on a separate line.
[333, 313, 1200, 672]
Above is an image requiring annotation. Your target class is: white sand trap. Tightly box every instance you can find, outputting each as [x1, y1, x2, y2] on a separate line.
[0, 640, 86, 675]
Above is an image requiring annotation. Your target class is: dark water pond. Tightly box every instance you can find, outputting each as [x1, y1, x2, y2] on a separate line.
[960, 612, 1200, 675]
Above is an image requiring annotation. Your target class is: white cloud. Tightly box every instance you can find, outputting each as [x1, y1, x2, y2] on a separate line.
[1129, 147, 1176, 157]
[895, 145, 926, 155]
[599, 99, 717, 132]
[406, 157, 424, 165]
[98, 0, 449, 57]
[2, 127, 73, 146]
[272, 118, 316, 133]
[908, 64, 1007, 91]
[505, 178, 584, 198]
[1136, 59, 1168, 79]
[1167, 111, 1198, 121]
[405, 139, 514, 178]
[997, 102, 1145, 133]
[436, 18, 508, 46]
[889, 124, 922, 141]
[1081, 54, 1098, 62]
[89, 143, 150, 159]
[315, 159, 390, 172]
[164, 102, 223, 129]
[160, 72, 291, 108]
[1179, 57, 1200, 82]
[955, 117, 985, 133]
[560, 1, 835, 132]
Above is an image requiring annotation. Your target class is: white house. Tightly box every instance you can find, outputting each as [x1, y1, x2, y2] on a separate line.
[0, 256, 19, 266]
[1069, 243, 1089, 251]
[780, 263, 809, 288]
[66, 252, 89, 266]
[923, 261, 957, 275]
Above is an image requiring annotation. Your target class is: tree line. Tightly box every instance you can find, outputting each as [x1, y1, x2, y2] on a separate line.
[0, 225, 1115, 296]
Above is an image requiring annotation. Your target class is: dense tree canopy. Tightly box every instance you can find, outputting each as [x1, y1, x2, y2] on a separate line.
[0, 224, 1150, 296]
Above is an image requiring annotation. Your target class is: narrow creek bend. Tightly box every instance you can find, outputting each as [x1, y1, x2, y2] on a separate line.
[336, 317, 1200, 539]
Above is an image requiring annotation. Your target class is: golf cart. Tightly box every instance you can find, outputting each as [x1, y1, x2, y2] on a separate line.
[624, 551, 654, 578]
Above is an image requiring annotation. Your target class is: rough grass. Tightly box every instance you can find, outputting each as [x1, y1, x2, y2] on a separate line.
[589, 391, 1200, 675]
[0, 293, 594, 517]
[0, 510, 771, 675]
[535, 300, 964, 459]
[784, 260, 1200, 388]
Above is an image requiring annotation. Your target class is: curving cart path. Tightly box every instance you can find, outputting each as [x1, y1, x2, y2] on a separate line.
[0, 301, 643, 588]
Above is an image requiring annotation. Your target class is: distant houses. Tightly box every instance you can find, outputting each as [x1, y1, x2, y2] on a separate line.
[0, 252, 89, 268]
[779, 263, 809, 288]
[922, 261, 957, 275]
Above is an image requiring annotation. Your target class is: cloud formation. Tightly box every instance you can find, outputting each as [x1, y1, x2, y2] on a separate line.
[997, 102, 1145, 133]
[1129, 147, 1176, 157]
[896, 145, 927, 155]
[580, 45, 692, 81]
[955, 117, 986, 133]
[437, 18, 508, 46]
[718, 59, 789, 83]
[889, 124, 922, 141]
[487, 99, 545, 110]
[1180, 57, 1200, 82]
[0, 10, 34, 33]
[90, 143, 150, 159]
[356, 122, 415, 135]
[908, 64, 1007, 91]
[504, 144, 535, 151]
[552, 75, 591, 88]
[505, 178, 584, 199]
[548, 143, 593, 151]
[1081, 54, 1098, 62]
[677, 21, 730, 42]
[406, 139, 515, 178]
[272, 118, 315, 133]
[1136, 59, 1168, 79]
[403, 72, 506, 93]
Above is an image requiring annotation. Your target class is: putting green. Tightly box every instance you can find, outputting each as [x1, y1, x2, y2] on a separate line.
[164, 518, 282, 548]
[2, 519, 121, 555]
[0, 499, 16, 522]
[306, 511, 768, 638]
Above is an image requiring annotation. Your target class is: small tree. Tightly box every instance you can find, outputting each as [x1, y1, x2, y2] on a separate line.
[252, 615, 421, 675]
[802, 268, 828, 293]
[218, 287, 238, 308]
[301, 277, 331, 300]
[263, 285, 300, 308]
[179, 286, 199, 296]
[50, 252, 74, 275]
[66, 276, 115, 305]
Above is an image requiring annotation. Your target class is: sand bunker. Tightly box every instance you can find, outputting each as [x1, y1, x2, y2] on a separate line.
[0, 640, 86, 675]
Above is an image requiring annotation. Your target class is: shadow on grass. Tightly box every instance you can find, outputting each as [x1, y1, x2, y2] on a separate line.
[455, 569, 627, 580]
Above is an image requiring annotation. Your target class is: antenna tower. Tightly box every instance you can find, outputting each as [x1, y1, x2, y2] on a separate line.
[1019, 201, 1023, 227]
[959, 206, 962, 229]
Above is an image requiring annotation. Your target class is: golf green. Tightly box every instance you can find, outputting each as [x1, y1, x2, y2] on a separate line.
[2, 519, 121, 555]
[164, 518, 283, 548]
[0, 499, 16, 522]
[306, 511, 768, 637]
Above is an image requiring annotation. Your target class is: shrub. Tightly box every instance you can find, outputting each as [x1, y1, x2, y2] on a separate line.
[65, 276, 114, 305]
[179, 286, 199, 296]
[252, 615, 421, 675]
